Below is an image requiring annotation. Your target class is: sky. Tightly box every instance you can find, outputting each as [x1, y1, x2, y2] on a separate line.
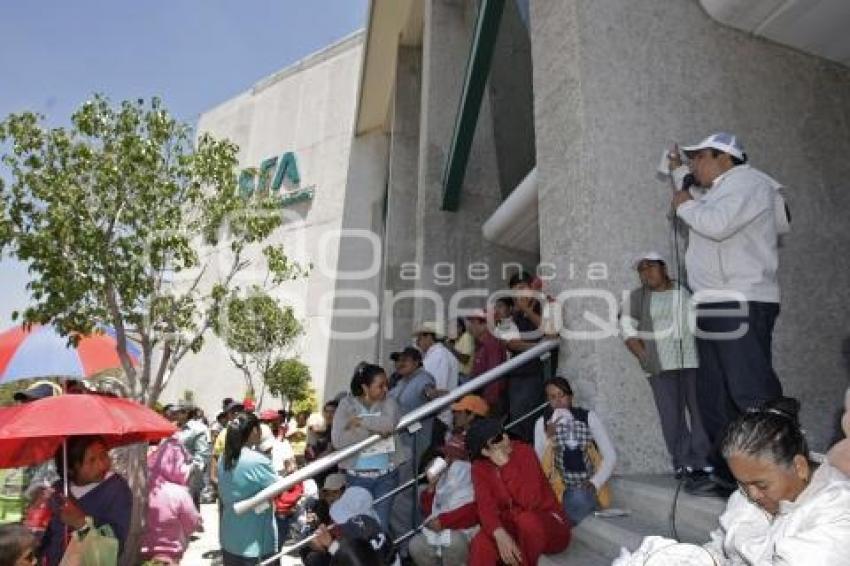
[0, 0, 368, 328]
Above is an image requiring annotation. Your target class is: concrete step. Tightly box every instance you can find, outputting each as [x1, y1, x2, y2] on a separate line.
[609, 475, 727, 542]
[540, 539, 612, 566]
[562, 474, 729, 560]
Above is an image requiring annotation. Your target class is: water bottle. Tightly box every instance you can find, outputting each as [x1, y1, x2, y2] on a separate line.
[23, 483, 54, 544]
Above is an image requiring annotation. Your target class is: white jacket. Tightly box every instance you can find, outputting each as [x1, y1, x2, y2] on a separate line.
[704, 463, 850, 565]
[676, 165, 782, 303]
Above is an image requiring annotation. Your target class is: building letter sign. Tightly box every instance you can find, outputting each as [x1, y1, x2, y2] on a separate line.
[239, 151, 316, 206]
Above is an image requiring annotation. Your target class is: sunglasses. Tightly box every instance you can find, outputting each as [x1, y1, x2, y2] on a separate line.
[486, 432, 508, 448]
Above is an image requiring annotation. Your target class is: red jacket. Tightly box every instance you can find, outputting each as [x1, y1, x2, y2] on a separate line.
[274, 482, 304, 516]
[471, 440, 564, 537]
[420, 489, 478, 530]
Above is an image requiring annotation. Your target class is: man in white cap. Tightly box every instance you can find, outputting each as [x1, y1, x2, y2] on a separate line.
[667, 132, 787, 487]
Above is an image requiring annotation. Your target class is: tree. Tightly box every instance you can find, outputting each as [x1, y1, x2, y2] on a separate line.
[215, 288, 303, 408]
[0, 95, 300, 563]
[265, 357, 315, 411]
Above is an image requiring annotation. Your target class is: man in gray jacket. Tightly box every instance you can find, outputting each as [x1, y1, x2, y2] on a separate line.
[669, 132, 786, 486]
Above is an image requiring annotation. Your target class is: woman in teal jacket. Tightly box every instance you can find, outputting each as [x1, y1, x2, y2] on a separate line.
[218, 412, 279, 565]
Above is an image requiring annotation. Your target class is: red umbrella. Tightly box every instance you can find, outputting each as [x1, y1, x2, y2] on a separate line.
[0, 394, 176, 469]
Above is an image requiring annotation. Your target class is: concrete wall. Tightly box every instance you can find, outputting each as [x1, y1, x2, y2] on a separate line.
[163, 34, 365, 413]
[488, 0, 536, 198]
[323, 130, 390, 400]
[530, 0, 850, 472]
[380, 46, 423, 360]
[405, 0, 538, 331]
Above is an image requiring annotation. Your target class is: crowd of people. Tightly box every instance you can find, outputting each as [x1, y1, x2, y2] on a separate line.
[3, 130, 850, 565]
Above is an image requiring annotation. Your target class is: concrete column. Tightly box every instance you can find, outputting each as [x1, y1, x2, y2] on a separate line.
[410, 0, 538, 329]
[381, 47, 423, 357]
[324, 131, 390, 399]
[530, 0, 850, 472]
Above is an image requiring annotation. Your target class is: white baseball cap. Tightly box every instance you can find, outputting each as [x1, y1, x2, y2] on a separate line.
[633, 252, 666, 269]
[682, 132, 745, 161]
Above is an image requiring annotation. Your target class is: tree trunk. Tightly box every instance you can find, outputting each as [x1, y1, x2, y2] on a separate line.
[111, 443, 149, 566]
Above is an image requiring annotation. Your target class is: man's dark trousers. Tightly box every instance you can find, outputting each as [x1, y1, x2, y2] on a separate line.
[695, 301, 783, 479]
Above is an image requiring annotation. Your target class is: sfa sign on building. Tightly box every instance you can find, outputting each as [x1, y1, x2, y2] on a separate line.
[238, 151, 315, 206]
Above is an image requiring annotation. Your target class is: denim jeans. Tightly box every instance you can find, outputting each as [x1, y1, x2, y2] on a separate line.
[563, 485, 597, 526]
[276, 514, 295, 550]
[345, 468, 399, 531]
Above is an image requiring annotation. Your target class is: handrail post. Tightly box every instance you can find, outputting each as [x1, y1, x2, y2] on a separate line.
[411, 429, 420, 539]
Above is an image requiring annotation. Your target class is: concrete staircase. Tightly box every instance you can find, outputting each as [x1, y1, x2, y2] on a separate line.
[541, 475, 728, 565]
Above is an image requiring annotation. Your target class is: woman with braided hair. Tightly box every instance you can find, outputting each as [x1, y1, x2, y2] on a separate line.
[702, 398, 850, 565]
[614, 397, 850, 566]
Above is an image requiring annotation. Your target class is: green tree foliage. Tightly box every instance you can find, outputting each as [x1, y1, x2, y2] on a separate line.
[0, 95, 298, 405]
[265, 357, 314, 410]
[0, 96, 302, 563]
[215, 289, 303, 407]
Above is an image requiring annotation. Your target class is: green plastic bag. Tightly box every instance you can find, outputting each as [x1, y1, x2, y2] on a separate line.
[58, 518, 119, 566]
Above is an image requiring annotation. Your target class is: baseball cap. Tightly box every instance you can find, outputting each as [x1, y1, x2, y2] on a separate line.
[168, 401, 192, 412]
[13, 382, 60, 402]
[258, 409, 281, 421]
[682, 132, 745, 161]
[224, 400, 244, 413]
[633, 251, 666, 269]
[451, 395, 489, 417]
[389, 346, 422, 362]
[337, 515, 395, 564]
[412, 321, 444, 339]
[322, 473, 346, 491]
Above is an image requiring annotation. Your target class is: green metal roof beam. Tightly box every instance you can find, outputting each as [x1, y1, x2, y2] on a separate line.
[440, 0, 505, 211]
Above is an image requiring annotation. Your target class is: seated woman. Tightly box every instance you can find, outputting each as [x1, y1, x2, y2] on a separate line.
[466, 418, 571, 566]
[408, 456, 479, 566]
[615, 398, 850, 565]
[533, 376, 617, 525]
[704, 399, 850, 565]
[39, 436, 132, 566]
[217, 413, 280, 565]
[332, 363, 402, 531]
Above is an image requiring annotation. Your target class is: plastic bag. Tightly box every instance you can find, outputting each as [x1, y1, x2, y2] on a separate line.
[58, 518, 119, 566]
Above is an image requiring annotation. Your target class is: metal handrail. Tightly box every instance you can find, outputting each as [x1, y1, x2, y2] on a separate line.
[234, 338, 559, 515]
[258, 398, 553, 563]
[372, 398, 549, 506]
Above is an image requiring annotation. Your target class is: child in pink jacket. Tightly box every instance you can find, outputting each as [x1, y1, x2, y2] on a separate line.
[141, 438, 202, 564]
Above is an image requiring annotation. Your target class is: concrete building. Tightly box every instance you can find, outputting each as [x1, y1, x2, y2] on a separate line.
[326, 0, 850, 475]
[173, 0, 850, 479]
[163, 32, 366, 411]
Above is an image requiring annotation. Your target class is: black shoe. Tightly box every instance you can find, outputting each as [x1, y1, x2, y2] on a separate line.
[683, 470, 717, 497]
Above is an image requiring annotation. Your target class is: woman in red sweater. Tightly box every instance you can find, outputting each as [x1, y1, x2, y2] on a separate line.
[466, 418, 571, 566]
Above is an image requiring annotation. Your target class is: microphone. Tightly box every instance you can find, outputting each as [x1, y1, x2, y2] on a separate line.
[682, 173, 696, 191]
